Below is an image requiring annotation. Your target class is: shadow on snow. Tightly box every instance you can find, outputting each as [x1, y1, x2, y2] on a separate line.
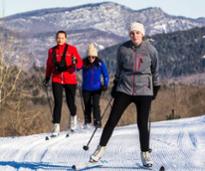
[0, 161, 73, 170]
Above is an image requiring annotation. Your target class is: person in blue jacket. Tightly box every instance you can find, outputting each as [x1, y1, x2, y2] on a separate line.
[82, 43, 109, 128]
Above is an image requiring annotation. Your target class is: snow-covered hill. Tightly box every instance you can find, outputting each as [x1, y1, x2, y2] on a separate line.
[0, 115, 204, 171]
[1, 2, 205, 36]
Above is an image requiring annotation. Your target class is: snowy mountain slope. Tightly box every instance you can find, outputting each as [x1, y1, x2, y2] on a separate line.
[1, 2, 205, 36]
[1, 2, 205, 69]
[0, 115, 204, 171]
[9, 28, 125, 68]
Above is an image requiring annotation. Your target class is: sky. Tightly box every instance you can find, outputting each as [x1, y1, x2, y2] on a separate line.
[0, 0, 204, 19]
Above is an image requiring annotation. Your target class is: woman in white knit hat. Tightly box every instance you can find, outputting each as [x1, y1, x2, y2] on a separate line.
[90, 22, 161, 168]
[82, 43, 109, 128]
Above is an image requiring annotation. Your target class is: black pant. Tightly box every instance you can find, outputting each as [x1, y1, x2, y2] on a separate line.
[82, 90, 101, 126]
[52, 83, 77, 123]
[100, 92, 152, 152]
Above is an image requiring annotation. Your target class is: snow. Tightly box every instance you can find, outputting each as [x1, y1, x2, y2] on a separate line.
[153, 23, 167, 33]
[93, 42, 105, 50]
[0, 115, 205, 171]
[2, 2, 205, 69]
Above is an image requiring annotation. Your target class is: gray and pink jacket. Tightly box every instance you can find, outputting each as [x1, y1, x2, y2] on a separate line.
[115, 40, 160, 96]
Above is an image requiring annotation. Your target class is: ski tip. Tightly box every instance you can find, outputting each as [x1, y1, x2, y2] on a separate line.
[159, 166, 165, 171]
[143, 163, 152, 168]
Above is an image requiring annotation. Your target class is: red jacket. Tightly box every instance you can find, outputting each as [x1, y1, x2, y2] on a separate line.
[45, 43, 83, 85]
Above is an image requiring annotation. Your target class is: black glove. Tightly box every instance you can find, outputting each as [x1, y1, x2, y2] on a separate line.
[101, 85, 108, 91]
[111, 80, 118, 98]
[152, 85, 160, 100]
[72, 56, 77, 65]
[43, 77, 50, 87]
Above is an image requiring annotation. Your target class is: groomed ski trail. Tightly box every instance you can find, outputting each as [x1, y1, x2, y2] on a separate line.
[0, 116, 204, 171]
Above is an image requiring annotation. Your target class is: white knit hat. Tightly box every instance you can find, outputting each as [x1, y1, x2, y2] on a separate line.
[129, 22, 145, 36]
[87, 43, 98, 57]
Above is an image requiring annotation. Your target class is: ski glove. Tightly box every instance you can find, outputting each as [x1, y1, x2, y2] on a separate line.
[43, 77, 50, 87]
[111, 79, 118, 98]
[152, 85, 160, 100]
[72, 56, 77, 65]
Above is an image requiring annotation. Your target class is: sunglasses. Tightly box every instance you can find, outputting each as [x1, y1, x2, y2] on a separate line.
[88, 56, 96, 59]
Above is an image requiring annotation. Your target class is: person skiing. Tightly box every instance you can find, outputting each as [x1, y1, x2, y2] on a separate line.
[90, 22, 161, 167]
[82, 43, 109, 128]
[43, 30, 83, 136]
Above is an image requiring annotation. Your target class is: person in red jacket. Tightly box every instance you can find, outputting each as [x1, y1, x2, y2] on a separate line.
[43, 30, 83, 136]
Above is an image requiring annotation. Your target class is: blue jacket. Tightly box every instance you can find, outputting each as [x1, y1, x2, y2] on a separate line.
[82, 57, 109, 91]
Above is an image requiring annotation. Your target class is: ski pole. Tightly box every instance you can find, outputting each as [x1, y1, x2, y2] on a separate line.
[148, 118, 152, 152]
[78, 85, 85, 112]
[45, 86, 53, 115]
[148, 119, 151, 139]
[37, 66, 53, 115]
[83, 97, 113, 151]
[148, 103, 153, 153]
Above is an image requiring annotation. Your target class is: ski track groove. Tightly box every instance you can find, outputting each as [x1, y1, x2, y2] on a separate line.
[1, 136, 43, 162]
[188, 131, 197, 148]
[31, 133, 69, 161]
[18, 137, 46, 161]
[174, 123, 189, 170]
[40, 133, 73, 162]
[154, 122, 176, 171]
[40, 129, 93, 162]
[0, 116, 205, 170]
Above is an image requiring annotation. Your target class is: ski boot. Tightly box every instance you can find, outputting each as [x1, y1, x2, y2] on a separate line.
[51, 123, 60, 137]
[140, 151, 153, 167]
[83, 122, 93, 129]
[70, 115, 78, 132]
[90, 145, 106, 162]
[94, 120, 102, 128]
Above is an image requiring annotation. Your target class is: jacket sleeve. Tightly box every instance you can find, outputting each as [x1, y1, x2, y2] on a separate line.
[100, 61, 109, 88]
[45, 49, 54, 78]
[150, 46, 161, 86]
[115, 47, 122, 81]
[73, 47, 83, 70]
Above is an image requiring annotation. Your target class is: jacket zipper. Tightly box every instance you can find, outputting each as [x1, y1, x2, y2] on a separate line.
[61, 50, 64, 84]
[91, 68, 94, 88]
[61, 72, 64, 84]
[132, 51, 137, 96]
